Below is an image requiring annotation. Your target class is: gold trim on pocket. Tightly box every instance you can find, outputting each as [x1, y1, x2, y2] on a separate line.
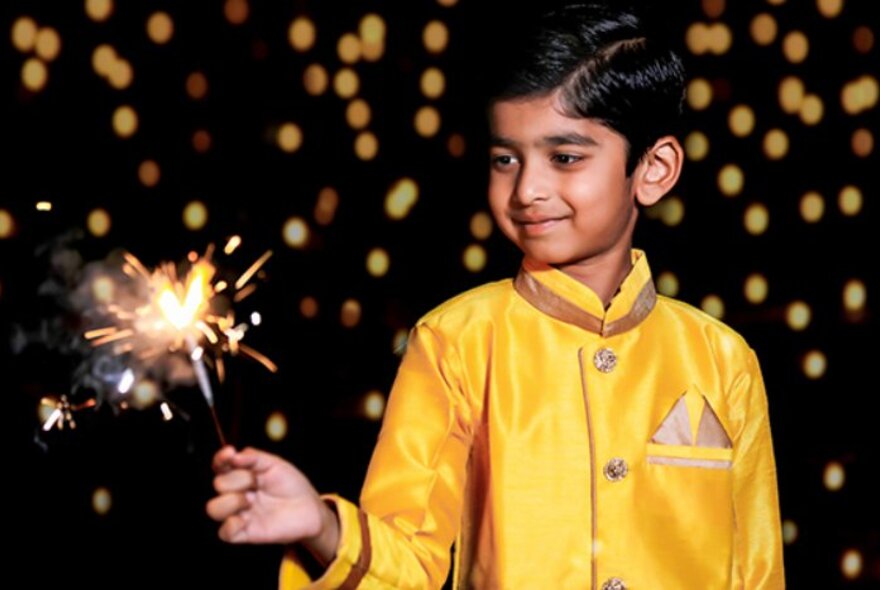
[646, 443, 733, 470]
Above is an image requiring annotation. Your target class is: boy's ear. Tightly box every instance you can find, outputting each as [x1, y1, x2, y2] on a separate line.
[633, 136, 684, 207]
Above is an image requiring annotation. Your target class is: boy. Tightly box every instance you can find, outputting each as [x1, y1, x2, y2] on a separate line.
[206, 3, 785, 588]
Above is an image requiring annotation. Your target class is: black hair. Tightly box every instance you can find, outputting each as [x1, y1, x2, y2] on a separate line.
[486, 2, 686, 175]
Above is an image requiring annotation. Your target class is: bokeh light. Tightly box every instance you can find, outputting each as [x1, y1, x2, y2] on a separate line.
[265, 411, 288, 442]
[183, 201, 208, 231]
[283, 217, 309, 248]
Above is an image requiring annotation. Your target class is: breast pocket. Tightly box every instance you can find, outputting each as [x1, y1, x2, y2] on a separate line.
[646, 442, 733, 469]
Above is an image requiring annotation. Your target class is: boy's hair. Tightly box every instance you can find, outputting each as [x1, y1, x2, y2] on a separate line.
[487, 1, 686, 175]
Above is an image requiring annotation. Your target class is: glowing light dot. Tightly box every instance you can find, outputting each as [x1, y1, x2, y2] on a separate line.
[22, 58, 48, 91]
[359, 14, 386, 44]
[841, 549, 863, 579]
[779, 76, 805, 113]
[224, 235, 242, 255]
[448, 133, 466, 157]
[92, 44, 116, 76]
[750, 13, 777, 45]
[277, 123, 303, 153]
[798, 191, 824, 223]
[363, 391, 385, 420]
[224, 0, 249, 25]
[841, 76, 879, 114]
[138, 160, 160, 187]
[463, 244, 487, 272]
[193, 129, 212, 153]
[183, 201, 208, 231]
[334, 68, 359, 99]
[718, 164, 744, 196]
[265, 412, 288, 442]
[393, 329, 408, 355]
[421, 67, 445, 98]
[843, 279, 866, 311]
[783, 31, 809, 63]
[289, 17, 316, 52]
[852, 128, 873, 158]
[786, 300, 811, 331]
[147, 12, 174, 44]
[112, 105, 138, 138]
[660, 196, 685, 226]
[86, 0, 114, 22]
[744, 274, 768, 304]
[729, 105, 756, 137]
[35, 27, 61, 61]
[186, 71, 208, 100]
[817, 0, 844, 18]
[687, 78, 713, 110]
[87, 208, 111, 237]
[656, 271, 679, 297]
[824, 461, 845, 491]
[303, 64, 328, 95]
[0, 210, 15, 239]
[314, 187, 339, 225]
[423, 20, 449, 53]
[338, 33, 361, 63]
[744, 203, 769, 235]
[701, 295, 725, 319]
[300, 296, 318, 318]
[799, 94, 824, 125]
[132, 380, 159, 409]
[802, 350, 827, 379]
[107, 59, 133, 89]
[853, 26, 874, 53]
[763, 129, 789, 159]
[838, 186, 862, 216]
[782, 520, 798, 545]
[415, 106, 441, 138]
[685, 23, 710, 55]
[367, 248, 390, 277]
[36, 201, 52, 212]
[283, 217, 309, 248]
[470, 212, 493, 240]
[685, 131, 710, 161]
[346, 99, 371, 129]
[355, 132, 379, 160]
[92, 487, 112, 515]
[340, 299, 362, 328]
[385, 179, 419, 220]
[12, 17, 38, 52]
[91, 276, 115, 303]
[707, 23, 732, 54]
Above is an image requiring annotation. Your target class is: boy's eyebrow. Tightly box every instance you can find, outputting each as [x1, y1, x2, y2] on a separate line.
[490, 133, 600, 148]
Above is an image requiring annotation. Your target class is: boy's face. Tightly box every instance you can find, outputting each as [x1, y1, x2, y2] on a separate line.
[488, 93, 640, 271]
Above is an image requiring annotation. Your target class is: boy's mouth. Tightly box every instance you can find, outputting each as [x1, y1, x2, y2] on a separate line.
[513, 215, 568, 236]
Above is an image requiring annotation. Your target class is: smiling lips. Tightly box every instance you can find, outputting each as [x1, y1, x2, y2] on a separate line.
[512, 214, 569, 236]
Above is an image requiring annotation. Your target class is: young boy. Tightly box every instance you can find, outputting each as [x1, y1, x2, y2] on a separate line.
[207, 3, 785, 588]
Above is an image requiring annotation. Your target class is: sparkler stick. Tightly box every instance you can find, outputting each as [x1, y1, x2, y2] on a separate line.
[185, 334, 226, 447]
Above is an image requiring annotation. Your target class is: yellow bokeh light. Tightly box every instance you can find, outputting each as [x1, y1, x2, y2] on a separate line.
[86, 0, 114, 22]
[36, 201, 52, 212]
[283, 217, 309, 248]
[744, 203, 769, 235]
[265, 411, 288, 442]
[685, 131, 710, 161]
[341, 299, 362, 328]
[750, 13, 777, 46]
[303, 64, 328, 96]
[838, 185, 862, 215]
[802, 350, 827, 379]
[702, 0, 725, 19]
[300, 296, 318, 318]
[708, 23, 733, 55]
[660, 196, 685, 226]
[415, 106, 441, 137]
[92, 487, 112, 515]
[289, 17, 316, 52]
[360, 14, 386, 44]
[112, 105, 138, 138]
[656, 271, 679, 297]
[841, 76, 879, 115]
[107, 59, 133, 90]
[363, 391, 386, 421]
[346, 99, 371, 129]
[783, 31, 809, 63]
[87, 208, 111, 237]
[817, 0, 844, 18]
[22, 58, 48, 92]
[799, 191, 824, 223]
[841, 549, 863, 580]
[782, 520, 798, 545]
[701, 295, 725, 319]
[686, 78, 713, 110]
[763, 128, 789, 159]
[186, 71, 208, 100]
[362, 40, 385, 63]
[852, 128, 873, 158]
[470, 211, 493, 240]
[224, 0, 249, 25]
[718, 164, 744, 197]
[338, 33, 361, 64]
[744, 273, 768, 304]
[799, 93, 824, 125]
[824, 461, 844, 491]
[778, 76, 805, 113]
[92, 276, 114, 303]
[277, 123, 303, 153]
[315, 187, 339, 225]
[385, 178, 419, 220]
[853, 26, 874, 53]
[448, 133, 466, 157]
[786, 300, 811, 331]
[685, 22, 710, 55]
[463, 244, 487, 272]
[193, 129, 212, 153]
[421, 67, 445, 98]
[355, 132, 379, 160]
[131, 380, 159, 409]
[0, 210, 15, 239]
[12, 17, 38, 53]
[138, 160, 160, 187]
[35, 27, 61, 61]
[334, 68, 359, 99]
[729, 105, 756, 137]
[147, 11, 174, 44]
[92, 44, 116, 76]
[367, 248, 390, 277]
[424, 20, 449, 53]
[843, 279, 866, 311]
[183, 201, 208, 231]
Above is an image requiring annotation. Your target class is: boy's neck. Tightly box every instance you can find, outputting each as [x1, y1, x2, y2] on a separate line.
[554, 245, 634, 310]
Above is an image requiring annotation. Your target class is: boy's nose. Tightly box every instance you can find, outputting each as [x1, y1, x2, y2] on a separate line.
[513, 165, 551, 206]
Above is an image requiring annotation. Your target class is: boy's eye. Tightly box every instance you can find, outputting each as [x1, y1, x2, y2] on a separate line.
[490, 154, 517, 167]
[552, 154, 582, 165]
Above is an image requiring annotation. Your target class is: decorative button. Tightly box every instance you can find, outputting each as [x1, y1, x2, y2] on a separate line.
[601, 578, 627, 590]
[603, 458, 628, 482]
[593, 347, 617, 373]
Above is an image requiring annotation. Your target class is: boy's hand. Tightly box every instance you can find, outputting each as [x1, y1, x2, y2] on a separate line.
[206, 446, 340, 564]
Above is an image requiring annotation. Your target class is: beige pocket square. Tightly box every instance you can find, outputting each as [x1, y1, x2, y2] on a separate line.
[651, 389, 732, 449]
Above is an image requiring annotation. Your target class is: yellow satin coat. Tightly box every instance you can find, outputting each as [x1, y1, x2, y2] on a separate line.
[281, 250, 785, 589]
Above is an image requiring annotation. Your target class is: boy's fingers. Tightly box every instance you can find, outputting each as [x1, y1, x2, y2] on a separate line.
[213, 469, 258, 494]
[206, 492, 250, 522]
[231, 447, 276, 472]
[212, 445, 238, 473]
[218, 513, 249, 543]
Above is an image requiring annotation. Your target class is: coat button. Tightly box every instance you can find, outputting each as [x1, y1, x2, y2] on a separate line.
[593, 347, 617, 373]
[603, 458, 628, 482]
[601, 578, 627, 590]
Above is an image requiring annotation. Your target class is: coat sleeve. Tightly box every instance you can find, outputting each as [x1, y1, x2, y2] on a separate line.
[730, 349, 786, 589]
[280, 323, 474, 589]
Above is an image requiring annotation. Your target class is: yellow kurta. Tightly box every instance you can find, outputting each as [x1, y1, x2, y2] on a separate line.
[281, 249, 785, 589]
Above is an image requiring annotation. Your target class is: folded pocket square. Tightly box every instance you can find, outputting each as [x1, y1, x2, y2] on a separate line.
[650, 388, 732, 449]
